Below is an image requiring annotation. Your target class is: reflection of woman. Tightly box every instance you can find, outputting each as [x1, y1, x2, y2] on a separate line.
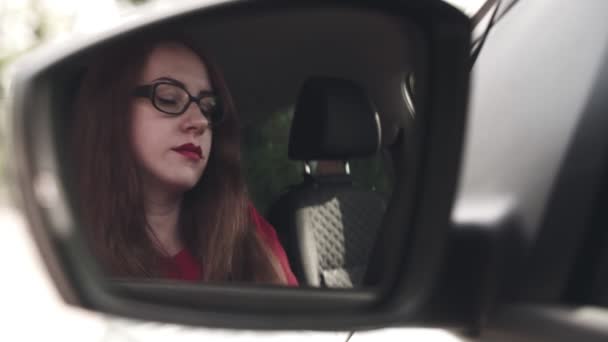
[72, 37, 297, 285]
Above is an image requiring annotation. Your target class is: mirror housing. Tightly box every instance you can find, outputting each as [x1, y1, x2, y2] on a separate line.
[8, 0, 470, 331]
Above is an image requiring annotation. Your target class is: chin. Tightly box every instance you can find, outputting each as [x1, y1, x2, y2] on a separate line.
[153, 168, 205, 194]
[160, 175, 201, 194]
[174, 179, 200, 192]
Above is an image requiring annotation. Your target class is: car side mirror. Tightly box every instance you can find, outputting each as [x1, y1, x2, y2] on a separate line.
[8, 0, 470, 331]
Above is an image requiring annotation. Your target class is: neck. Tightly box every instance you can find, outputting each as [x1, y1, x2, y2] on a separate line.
[143, 185, 184, 257]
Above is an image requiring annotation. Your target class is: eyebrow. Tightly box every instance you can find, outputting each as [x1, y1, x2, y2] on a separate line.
[151, 76, 214, 95]
[152, 76, 185, 87]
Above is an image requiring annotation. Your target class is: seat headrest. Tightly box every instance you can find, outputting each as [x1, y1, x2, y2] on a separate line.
[288, 77, 381, 161]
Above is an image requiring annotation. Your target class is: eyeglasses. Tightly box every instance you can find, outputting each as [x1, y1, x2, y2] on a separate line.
[133, 81, 223, 125]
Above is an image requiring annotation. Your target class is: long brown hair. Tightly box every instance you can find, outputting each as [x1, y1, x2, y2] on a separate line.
[72, 34, 286, 284]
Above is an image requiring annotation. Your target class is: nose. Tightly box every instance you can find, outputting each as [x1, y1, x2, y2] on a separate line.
[180, 102, 209, 135]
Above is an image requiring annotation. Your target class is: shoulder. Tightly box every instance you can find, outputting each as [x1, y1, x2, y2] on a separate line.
[248, 203, 299, 286]
[248, 203, 278, 242]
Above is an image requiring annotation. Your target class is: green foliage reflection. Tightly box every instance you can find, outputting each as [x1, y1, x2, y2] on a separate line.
[242, 109, 391, 213]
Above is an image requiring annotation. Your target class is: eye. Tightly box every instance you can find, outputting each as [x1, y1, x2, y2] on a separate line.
[198, 96, 217, 113]
[157, 96, 179, 105]
[154, 83, 188, 112]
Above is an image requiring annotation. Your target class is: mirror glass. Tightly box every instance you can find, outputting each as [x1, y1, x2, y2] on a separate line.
[46, 6, 428, 289]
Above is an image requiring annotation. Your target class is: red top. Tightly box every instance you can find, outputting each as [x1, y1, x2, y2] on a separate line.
[165, 205, 298, 286]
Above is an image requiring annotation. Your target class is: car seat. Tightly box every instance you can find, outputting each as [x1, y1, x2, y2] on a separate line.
[266, 77, 387, 288]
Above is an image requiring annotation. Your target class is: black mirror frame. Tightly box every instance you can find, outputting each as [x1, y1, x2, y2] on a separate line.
[8, 0, 470, 331]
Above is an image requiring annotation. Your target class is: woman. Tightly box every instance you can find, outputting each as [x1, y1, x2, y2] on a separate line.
[72, 36, 297, 285]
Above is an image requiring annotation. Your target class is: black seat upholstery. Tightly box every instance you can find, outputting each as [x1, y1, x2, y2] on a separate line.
[267, 77, 387, 288]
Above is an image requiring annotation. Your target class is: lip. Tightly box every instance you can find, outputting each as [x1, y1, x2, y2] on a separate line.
[172, 143, 203, 160]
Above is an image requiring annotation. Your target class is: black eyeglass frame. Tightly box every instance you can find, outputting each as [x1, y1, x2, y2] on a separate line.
[133, 81, 224, 125]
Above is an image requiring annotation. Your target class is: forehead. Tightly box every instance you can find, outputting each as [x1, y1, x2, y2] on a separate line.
[140, 42, 212, 91]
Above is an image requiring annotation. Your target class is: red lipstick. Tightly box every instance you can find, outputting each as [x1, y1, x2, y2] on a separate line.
[172, 143, 202, 160]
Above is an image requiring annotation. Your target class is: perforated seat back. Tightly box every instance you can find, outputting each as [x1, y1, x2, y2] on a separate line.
[269, 176, 386, 287]
[267, 77, 387, 288]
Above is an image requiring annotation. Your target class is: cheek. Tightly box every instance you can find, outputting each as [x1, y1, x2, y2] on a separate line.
[203, 130, 213, 156]
[130, 108, 165, 166]
[196, 131, 213, 177]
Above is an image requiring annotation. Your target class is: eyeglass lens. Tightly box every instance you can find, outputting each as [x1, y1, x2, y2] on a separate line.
[153, 83, 219, 122]
[154, 83, 189, 114]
